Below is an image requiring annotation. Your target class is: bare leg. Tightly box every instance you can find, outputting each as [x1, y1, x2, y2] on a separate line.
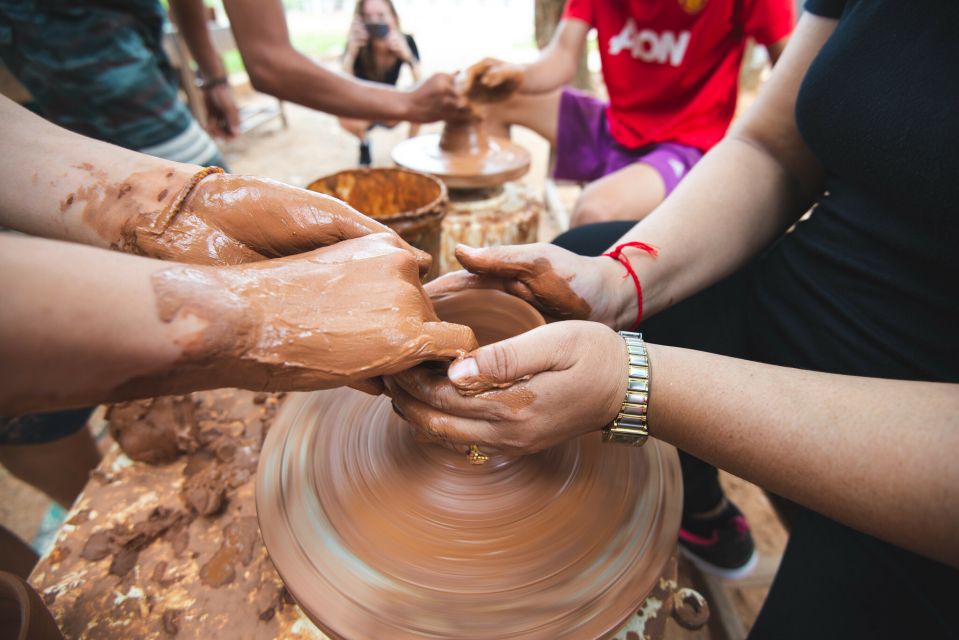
[569, 162, 667, 227]
[338, 117, 371, 139]
[483, 90, 562, 144]
[0, 426, 101, 509]
[0, 524, 38, 578]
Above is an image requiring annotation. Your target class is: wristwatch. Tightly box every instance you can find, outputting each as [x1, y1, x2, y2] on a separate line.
[602, 331, 649, 447]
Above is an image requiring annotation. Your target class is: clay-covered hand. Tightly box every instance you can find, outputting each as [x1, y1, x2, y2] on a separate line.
[405, 73, 472, 123]
[202, 83, 241, 140]
[386, 321, 627, 454]
[426, 243, 636, 327]
[153, 232, 478, 393]
[457, 58, 525, 104]
[129, 172, 431, 273]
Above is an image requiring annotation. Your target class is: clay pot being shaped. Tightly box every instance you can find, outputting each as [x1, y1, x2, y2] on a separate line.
[0, 572, 64, 640]
[256, 289, 682, 640]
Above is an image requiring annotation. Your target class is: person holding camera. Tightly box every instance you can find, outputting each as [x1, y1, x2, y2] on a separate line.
[340, 0, 422, 166]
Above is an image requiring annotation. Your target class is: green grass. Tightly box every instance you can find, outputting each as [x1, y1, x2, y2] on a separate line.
[290, 31, 347, 57]
[223, 49, 245, 75]
[222, 31, 346, 76]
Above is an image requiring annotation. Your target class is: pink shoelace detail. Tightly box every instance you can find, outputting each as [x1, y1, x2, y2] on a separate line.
[731, 515, 749, 535]
[679, 514, 750, 546]
[678, 528, 719, 546]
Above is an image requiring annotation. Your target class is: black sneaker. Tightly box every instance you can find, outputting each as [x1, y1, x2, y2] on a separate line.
[679, 500, 758, 579]
[359, 140, 372, 166]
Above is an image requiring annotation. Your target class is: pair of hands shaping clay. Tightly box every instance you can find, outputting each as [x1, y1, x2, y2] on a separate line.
[386, 241, 643, 454]
[147, 232, 477, 395]
[454, 58, 525, 109]
[127, 171, 429, 270]
[108, 170, 478, 396]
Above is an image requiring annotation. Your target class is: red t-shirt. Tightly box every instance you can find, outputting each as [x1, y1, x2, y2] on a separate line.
[563, 0, 794, 151]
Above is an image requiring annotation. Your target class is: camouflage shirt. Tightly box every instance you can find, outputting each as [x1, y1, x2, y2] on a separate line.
[0, 0, 206, 153]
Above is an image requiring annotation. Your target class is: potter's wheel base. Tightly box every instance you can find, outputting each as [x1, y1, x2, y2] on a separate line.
[392, 133, 531, 189]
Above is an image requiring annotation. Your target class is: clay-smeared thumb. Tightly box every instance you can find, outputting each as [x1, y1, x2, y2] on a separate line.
[448, 324, 557, 394]
[455, 244, 530, 279]
[409, 245, 433, 277]
[423, 321, 478, 358]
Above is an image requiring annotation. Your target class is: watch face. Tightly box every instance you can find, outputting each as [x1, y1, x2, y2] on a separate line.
[603, 427, 649, 447]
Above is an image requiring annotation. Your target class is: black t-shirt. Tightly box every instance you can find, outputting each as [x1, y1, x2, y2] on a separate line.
[352, 34, 419, 86]
[745, 4, 959, 634]
[753, 0, 959, 383]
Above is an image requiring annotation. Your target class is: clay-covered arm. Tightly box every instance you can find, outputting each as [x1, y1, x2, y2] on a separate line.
[0, 95, 199, 250]
[0, 96, 428, 269]
[0, 234, 223, 414]
[0, 233, 476, 415]
[221, 0, 459, 122]
[387, 321, 959, 569]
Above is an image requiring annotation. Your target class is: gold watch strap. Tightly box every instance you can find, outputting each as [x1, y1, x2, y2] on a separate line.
[602, 331, 649, 446]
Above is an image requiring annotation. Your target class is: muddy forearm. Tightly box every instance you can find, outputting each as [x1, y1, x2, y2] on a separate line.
[0, 97, 198, 250]
[0, 235, 240, 414]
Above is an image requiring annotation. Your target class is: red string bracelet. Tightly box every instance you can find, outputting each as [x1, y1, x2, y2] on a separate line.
[602, 241, 659, 330]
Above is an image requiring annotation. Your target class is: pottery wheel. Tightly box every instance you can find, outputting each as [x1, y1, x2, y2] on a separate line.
[257, 290, 681, 639]
[258, 395, 681, 640]
[392, 133, 531, 189]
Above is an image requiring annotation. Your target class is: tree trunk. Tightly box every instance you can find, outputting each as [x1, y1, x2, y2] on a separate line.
[534, 0, 592, 91]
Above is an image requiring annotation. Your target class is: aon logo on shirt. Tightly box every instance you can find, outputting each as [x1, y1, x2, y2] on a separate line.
[608, 19, 691, 67]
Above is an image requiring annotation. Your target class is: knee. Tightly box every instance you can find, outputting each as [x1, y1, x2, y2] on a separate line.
[570, 198, 617, 228]
[338, 118, 367, 138]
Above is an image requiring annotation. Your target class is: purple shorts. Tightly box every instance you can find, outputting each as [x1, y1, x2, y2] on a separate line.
[553, 88, 703, 195]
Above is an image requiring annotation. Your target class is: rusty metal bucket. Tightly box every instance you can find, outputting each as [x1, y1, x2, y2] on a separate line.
[307, 168, 448, 281]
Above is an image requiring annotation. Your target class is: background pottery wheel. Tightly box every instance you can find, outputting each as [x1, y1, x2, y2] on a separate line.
[392, 132, 530, 189]
[257, 291, 681, 639]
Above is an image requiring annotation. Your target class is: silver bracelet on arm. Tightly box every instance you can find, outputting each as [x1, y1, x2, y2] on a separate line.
[602, 331, 649, 447]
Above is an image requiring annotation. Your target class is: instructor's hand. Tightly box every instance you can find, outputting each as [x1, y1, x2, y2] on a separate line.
[386, 321, 627, 454]
[154, 233, 477, 393]
[426, 243, 635, 327]
[404, 73, 471, 123]
[130, 172, 431, 274]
